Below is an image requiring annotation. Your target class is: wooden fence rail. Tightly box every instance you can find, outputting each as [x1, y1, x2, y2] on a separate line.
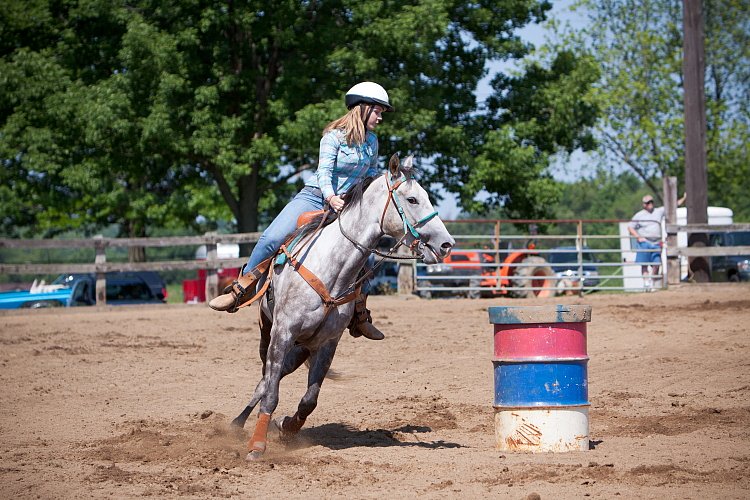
[2, 222, 748, 304]
[0, 232, 261, 305]
[0, 232, 262, 249]
[664, 224, 750, 279]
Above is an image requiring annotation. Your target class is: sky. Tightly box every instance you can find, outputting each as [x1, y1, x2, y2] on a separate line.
[435, 0, 592, 219]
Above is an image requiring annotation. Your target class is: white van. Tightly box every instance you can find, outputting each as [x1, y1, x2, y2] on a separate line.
[195, 243, 240, 260]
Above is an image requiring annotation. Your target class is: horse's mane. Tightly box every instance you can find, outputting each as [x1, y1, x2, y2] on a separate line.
[287, 175, 380, 241]
[340, 174, 379, 213]
[341, 160, 421, 213]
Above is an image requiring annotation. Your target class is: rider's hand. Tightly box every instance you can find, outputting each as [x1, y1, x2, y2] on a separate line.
[328, 195, 345, 212]
[637, 236, 646, 243]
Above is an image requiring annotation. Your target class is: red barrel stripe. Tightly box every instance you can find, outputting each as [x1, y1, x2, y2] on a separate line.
[494, 322, 587, 359]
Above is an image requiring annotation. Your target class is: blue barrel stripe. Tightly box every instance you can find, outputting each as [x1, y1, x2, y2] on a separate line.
[493, 360, 589, 407]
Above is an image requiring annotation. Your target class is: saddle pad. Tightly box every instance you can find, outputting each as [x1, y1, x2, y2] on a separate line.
[275, 232, 307, 266]
[275, 210, 338, 266]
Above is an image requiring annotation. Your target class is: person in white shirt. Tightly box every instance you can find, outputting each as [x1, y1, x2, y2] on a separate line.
[628, 193, 686, 291]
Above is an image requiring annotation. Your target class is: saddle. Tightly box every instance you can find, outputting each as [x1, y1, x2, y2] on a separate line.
[276, 210, 338, 266]
[296, 209, 331, 228]
[218, 208, 344, 313]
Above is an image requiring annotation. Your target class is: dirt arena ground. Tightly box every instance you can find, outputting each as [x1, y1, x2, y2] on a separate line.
[1, 283, 748, 499]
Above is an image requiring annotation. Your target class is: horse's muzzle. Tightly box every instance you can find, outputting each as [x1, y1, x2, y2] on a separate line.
[419, 240, 454, 264]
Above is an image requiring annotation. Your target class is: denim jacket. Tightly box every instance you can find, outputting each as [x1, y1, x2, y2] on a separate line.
[305, 129, 379, 200]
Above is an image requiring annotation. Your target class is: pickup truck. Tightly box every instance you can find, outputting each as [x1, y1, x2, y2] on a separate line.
[708, 231, 750, 282]
[0, 286, 73, 309]
[0, 272, 167, 309]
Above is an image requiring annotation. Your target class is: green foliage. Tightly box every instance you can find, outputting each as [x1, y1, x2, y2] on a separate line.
[556, 0, 749, 218]
[466, 49, 600, 218]
[554, 169, 644, 222]
[564, 0, 684, 193]
[1, 0, 601, 243]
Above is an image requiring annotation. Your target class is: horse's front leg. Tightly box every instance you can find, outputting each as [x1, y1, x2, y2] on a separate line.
[276, 339, 339, 438]
[231, 309, 275, 429]
[232, 341, 310, 429]
[246, 326, 296, 461]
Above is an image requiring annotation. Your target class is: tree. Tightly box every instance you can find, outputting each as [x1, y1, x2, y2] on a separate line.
[554, 169, 645, 221]
[558, 0, 749, 218]
[1, 0, 601, 246]
[472, 49, 600, 218]
[703, 0, 750, 220]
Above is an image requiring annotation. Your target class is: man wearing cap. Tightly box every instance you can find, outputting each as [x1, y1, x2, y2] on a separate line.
[628, 193, 686, 291]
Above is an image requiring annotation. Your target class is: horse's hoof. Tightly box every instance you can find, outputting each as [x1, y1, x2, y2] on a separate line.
[274, 416, 289, 430]
[246, 450, 264, 461]
[273, 417, 289, 440]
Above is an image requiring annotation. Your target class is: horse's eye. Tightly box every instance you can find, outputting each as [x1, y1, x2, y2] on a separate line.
[407, 197, 418, 205]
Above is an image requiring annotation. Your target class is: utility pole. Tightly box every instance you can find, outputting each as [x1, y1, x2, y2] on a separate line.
[682, 0, 710, 281]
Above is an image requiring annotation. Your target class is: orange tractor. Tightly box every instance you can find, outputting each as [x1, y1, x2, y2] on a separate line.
[419, 242, 555, 299]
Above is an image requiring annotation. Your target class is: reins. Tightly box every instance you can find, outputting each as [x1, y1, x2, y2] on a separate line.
[336, 172, 440, 291]
[232, 172, 440, 319]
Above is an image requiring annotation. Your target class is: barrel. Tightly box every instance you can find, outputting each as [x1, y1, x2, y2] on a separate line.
[489, 305, 591, 452]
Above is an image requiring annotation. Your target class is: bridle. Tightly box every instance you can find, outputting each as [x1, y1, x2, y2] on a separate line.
[337, 173, 439, 260]
[333, 172, 439, 295]
[380, 172, 439, 253]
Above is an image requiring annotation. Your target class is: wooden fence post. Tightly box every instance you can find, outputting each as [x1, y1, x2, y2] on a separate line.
[397, 244, 415, 295]
[683, 0, 710, 282]
[204, 232, 219, 302]
[577, 220, 584, 297]
[93, 235, 107, 306]
[663, 177, 680, 285]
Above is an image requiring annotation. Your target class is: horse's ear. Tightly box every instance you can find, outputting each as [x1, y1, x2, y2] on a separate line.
[388, 153, 400, 177]
[401, 154, 414, 179]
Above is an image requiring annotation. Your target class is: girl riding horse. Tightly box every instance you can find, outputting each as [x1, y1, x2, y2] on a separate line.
[210, 82, 394, 341]
[230, 153, 454, 460]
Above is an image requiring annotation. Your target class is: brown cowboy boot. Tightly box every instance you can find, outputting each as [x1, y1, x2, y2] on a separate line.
[348, 294, 385, 340]
[208, 265, 265, 312]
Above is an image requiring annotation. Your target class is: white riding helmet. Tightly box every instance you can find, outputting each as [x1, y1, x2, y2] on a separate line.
[345, 81, 394, 112]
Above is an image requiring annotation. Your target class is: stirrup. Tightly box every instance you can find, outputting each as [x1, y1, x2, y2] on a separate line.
[208, 267, 262, 313]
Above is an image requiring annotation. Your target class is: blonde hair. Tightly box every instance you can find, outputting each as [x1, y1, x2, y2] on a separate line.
[323, 106, 368, 146]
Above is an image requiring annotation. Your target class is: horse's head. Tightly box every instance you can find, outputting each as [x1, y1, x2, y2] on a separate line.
[380, 154, 455, 264]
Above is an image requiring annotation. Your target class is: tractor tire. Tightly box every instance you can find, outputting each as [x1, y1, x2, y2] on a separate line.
[417, 280, 433, 299]
[510, 256, 555, 299]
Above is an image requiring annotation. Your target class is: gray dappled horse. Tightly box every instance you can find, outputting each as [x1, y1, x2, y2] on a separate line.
[231, 154, 455, 460]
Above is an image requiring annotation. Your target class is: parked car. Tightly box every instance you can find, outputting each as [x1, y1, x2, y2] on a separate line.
[546, 247, 601, 290]
[708, 231, 750, 282]
[369, 262, 399, 295]
[0, 271, 167, 309]
[0, 287, 73, 309]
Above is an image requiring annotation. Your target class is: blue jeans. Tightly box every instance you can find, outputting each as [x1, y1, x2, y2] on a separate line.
[245, 187, 324, 273]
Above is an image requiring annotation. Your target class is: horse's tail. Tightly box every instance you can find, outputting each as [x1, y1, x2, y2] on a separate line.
[304, 359, 343, 381]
